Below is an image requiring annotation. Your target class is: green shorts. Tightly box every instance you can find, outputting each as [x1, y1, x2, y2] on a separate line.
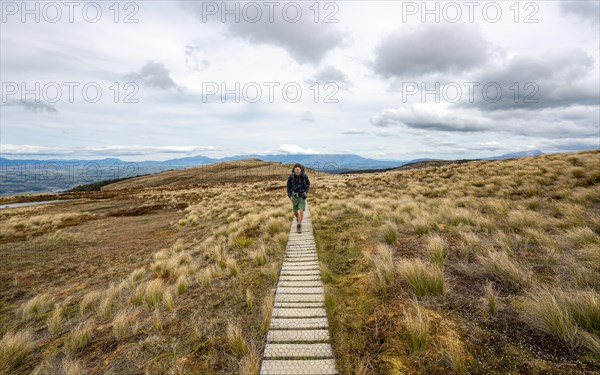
[292, 197, 306, 212]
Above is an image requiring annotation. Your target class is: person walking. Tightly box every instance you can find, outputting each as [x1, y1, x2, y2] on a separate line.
[287, 163, 310, 233]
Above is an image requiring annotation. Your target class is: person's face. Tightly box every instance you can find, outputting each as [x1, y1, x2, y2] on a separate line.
[294, 167, 301, 175]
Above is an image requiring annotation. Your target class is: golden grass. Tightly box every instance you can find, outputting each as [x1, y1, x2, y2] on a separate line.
[3, 152, 597, 374]
[397, 258, 445, 298]
[427, 234, 448, 267]
[246, 289, 254, 311]
[112, 309, 136, 340]
[261, 293, 274, 334]
[371, 244, 395, 290]
[521, 288, 580, 351]
[477, 250, 531, 290]
[65, 321, 93, 353]
[226, 322, 247, 356]
[18, 293, 54, 320]
[142, 279, 165, 308]
[47, 303, 64, 335]
[0, 330, 34, 373]
[381, 221, 398, 244]
[404, 301, 428, 353]
[239, 343, 261, 375]
[80, 290, 102, 316]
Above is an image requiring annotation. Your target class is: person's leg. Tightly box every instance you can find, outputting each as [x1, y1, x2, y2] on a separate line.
[297, 209, 303, 224]
[292, 198, 300, 222]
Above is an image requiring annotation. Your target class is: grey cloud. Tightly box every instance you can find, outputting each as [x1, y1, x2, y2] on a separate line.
[2, 99, 59, 114]
[559, 1, 600, 24]
[371, 107, 490, 132]
[373, 23, 491, 77]
[311, 65, 352, 91]
[421, 137, 505, 152]
[184, 2, 344, 64]
[342, 128, 367, 135]
[314, 65, 348, 84]
[127, 61, 181, 90]
[370, 104, 598, 139]
[185, 44, 211, 72]
[538, 138, 599, 151]
[465, 49, 598, 111]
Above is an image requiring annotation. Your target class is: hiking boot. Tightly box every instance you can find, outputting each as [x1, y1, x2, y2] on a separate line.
[297, 223, 302, 233]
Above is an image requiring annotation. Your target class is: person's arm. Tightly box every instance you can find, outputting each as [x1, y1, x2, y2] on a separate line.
[305, 174, 310, 193]
[287, 176, 292, 198]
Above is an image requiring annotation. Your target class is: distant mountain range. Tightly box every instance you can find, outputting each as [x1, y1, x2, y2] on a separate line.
[0, 150, 545, 195]
[0, 149, 545, 171]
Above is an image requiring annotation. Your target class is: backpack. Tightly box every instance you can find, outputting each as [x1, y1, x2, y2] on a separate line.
[289, 167, 309, 194]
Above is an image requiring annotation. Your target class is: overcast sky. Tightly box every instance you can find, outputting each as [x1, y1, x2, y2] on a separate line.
[1, 0, 599, 161]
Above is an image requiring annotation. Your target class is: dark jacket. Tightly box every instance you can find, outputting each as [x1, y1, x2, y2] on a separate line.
[287, 167, 310, 198]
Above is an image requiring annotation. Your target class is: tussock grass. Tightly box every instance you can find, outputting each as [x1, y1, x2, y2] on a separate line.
[398, 259, 445, 298]
[97, 283, 121, 318]
[320, 263, 335, 284]
[127, 267, 146, 288]
[566, 227, 600, 247]
[112, 309, 135, 340]
[80, 290, 102, 316]
[153, 257, 180, 280]
[442, 344, 467, 374]
[371, 244, 395, 290]
[65, 321, 93, 353]
[404, 301, 428, 353]
[152, 309, 163, 332]
[251, 246, 267, 266]
[459, 231, 481, 259]
[521, 288, 580, 351]
[265, 217, 287, 235]
[0, 330, 34, 373]
[246, 289, 254, 311]
[19, 293, 54, 320]
[325, 286, 336, 310]
[163, 290, 175, 311]
[226, 322, 247, 356]
[261, 293, 274, 334]
[564, 290, 600, 335]
[477, 250, 531, 290]
[176, 275, 188, 295]
[1, 212, 90, 240]
[144, 279, 165, 308]
[381, 221, 398, 244]
[47, 303, 64, 335]
[196, 265, 219, 286]
[226, 258, 240, 277]
[173, 238, 185, 252]
[239, 343, 261, 375]
[62, 358, 84, 375]
[134, 279, 165, 308]
[427, 234, 447, 267]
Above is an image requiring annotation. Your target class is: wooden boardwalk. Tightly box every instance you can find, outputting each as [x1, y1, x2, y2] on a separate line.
[259, 204, 338, 375]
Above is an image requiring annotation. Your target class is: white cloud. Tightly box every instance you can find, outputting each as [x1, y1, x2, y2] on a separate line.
[1, 144, 219, 157]
[275, 144, 324, 154]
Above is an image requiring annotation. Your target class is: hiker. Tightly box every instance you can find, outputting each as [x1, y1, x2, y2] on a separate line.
[287, 163, 310, 233]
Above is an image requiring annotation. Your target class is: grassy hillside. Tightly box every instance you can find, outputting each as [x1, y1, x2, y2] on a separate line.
[310, 149, 600, 374]
[101, 159, 307, 190]
[0, 160, 305, 374]
[0, 152, 598, 374]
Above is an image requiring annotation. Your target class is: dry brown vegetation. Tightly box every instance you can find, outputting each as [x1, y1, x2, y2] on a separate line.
[311, 149, 600, 374]
[1, 151, 598, 374]
[0, 160, 299, 374]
